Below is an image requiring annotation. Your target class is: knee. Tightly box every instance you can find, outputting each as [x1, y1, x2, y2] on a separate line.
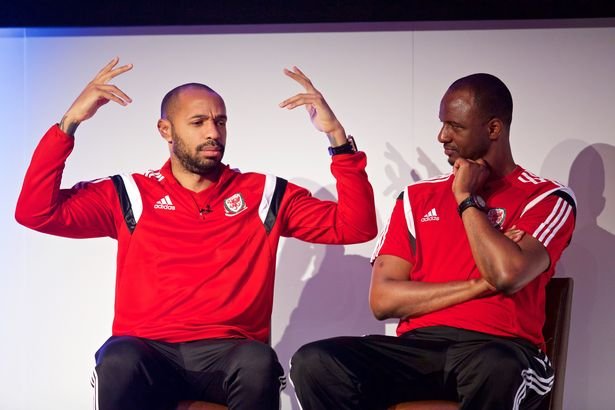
[290, 339, 339, 384]
[95, 336, 153, 376]
[224, 341, 283, 397]
[228, 340, 282, 379]
[481, 342, 524, 374]
[465, 342, 526, 382]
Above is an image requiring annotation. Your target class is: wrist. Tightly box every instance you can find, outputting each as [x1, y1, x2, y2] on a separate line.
[457, 194, 487, 216]
[59, 115, 80, 136]
[472, 278, 497, 296]
[326, 127, 347, 147]
[454, 191, 472, 205]
[328, 135, 357, 156]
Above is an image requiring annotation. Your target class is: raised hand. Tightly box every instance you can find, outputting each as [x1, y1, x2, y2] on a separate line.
[60, 57, 133, 135]
[279, 66, 346, 146]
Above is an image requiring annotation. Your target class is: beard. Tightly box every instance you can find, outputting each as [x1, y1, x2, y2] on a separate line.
[171, 130, 225, 176]
[446, 139, 490, 166]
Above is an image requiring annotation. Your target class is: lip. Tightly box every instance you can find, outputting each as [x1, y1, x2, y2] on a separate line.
[199, 148, 222, 159]
[444, 147, 456, 156]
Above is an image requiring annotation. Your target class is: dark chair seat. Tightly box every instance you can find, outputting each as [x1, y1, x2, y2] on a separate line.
[176, 401, 227, 410]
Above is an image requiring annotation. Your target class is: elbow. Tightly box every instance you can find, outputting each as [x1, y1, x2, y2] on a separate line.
[361, 225, 378, 242]
[489, 269, 526, 295]
[371, 306, 390, 321]
[15, 204, 47, 231]
[369, 293, 393, 321]
[367, 223, 378, 241]
[15, 207, 36, 229]
[346, 222, 378, 244]
[355, 207, 378, 242]
[356, 214, 378, 242]
[493, 283, 518, 296]
[15, 193, 37, 229]
[364, 218, 379, 242]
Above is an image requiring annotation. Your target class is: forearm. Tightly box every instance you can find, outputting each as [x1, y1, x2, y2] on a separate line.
[370, 274, 493, 320]
[330, 151, 378, 241]
[15, 124, 115, 238]
[15, 125, 75, 230]
[325, 126, 347, 147]
[461, 207, 533, 293]
[282, 151, 377, 244]
[59, 114, 80, 136]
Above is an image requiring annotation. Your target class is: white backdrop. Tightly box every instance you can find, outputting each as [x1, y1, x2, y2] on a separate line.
[1, 21, 614, 410]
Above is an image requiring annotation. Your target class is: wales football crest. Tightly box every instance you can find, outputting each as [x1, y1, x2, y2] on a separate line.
[224, 193, 248, 216]
[487, 208, 506, 229]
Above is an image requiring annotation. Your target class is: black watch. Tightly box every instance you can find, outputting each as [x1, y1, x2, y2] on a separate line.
[328, 135, 357, 156]
[457, 194, 487, 216]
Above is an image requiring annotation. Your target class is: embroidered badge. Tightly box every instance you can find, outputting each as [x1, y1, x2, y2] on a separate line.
[224, 193, 248, 216]
[487, 208, 506, 229]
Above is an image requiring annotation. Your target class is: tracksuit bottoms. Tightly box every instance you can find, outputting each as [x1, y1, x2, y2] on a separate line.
[290, 326, 553, 410]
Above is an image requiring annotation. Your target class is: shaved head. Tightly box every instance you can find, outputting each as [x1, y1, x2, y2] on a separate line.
[160, 83, 220, 120]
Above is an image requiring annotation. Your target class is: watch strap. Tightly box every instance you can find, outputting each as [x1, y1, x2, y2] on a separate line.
[328, 135, 357, 156]
[457, 194, 486, 216]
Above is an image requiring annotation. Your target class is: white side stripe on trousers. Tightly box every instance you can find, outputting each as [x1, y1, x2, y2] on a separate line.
[513, 368, 554, 410]
[91, 368, 99, 410]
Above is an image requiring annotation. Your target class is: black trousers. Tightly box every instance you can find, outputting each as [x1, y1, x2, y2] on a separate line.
[290, 327, 553, 410]
[92, 336, 285, 410]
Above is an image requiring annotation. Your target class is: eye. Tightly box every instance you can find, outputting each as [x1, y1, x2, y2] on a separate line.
[217, 119, 227, 127]
[191, 120, 203, 126]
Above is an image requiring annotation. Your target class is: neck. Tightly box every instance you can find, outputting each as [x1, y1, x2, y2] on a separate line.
[486, 159, 517, 180]
[170, 158, 222, 193]
[483, 140, 516, 180]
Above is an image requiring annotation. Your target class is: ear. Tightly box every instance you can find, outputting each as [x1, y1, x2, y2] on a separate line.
[487, 117, 504, 141]
[158, 119, 173, 144]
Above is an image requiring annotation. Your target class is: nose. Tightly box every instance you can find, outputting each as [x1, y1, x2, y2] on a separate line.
[437, 124, 450, 143]
[205, 120, 222, 141]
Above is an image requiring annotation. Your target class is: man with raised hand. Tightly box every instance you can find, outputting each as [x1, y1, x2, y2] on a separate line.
[16, 58, 377, 410]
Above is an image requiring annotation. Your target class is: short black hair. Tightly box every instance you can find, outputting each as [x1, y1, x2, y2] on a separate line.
[448, 73, 513, 127]
[160, 83, 219, 119]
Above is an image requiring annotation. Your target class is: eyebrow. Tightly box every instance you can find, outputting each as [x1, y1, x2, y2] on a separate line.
[188, 114, 228, 121]
[442, 120, 464, 127]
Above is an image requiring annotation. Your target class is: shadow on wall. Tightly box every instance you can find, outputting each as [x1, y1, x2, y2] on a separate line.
[274, 185, 384, 410]
[274, 143, 446, 409]
[383, 142, 445, 196]
[561, 143, 615, 410]
[544, 143, 615, 410]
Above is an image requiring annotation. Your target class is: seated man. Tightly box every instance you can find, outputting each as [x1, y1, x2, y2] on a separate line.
[15, 58, 377, 410]
[290, 73, 576, 410]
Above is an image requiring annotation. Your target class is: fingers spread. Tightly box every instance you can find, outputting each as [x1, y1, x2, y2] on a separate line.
[98, 64, 133, 84]
[96, 84, 133, 104]
[283, 66, 315, 91]
[94, 58, 133, 84]
[279, 93, 319, 110]
[94, 57, 119, 79]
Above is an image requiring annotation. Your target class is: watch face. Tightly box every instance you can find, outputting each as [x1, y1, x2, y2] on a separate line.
[474, 195, 486, 209]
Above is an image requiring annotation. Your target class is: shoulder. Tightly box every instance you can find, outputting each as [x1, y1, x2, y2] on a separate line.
[230, 169, 287, 188]
[409, 173, 453, 188]
[405, 172, 453, 196]
[513, 166, 576, 215]
[390, 173, 453, 202]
